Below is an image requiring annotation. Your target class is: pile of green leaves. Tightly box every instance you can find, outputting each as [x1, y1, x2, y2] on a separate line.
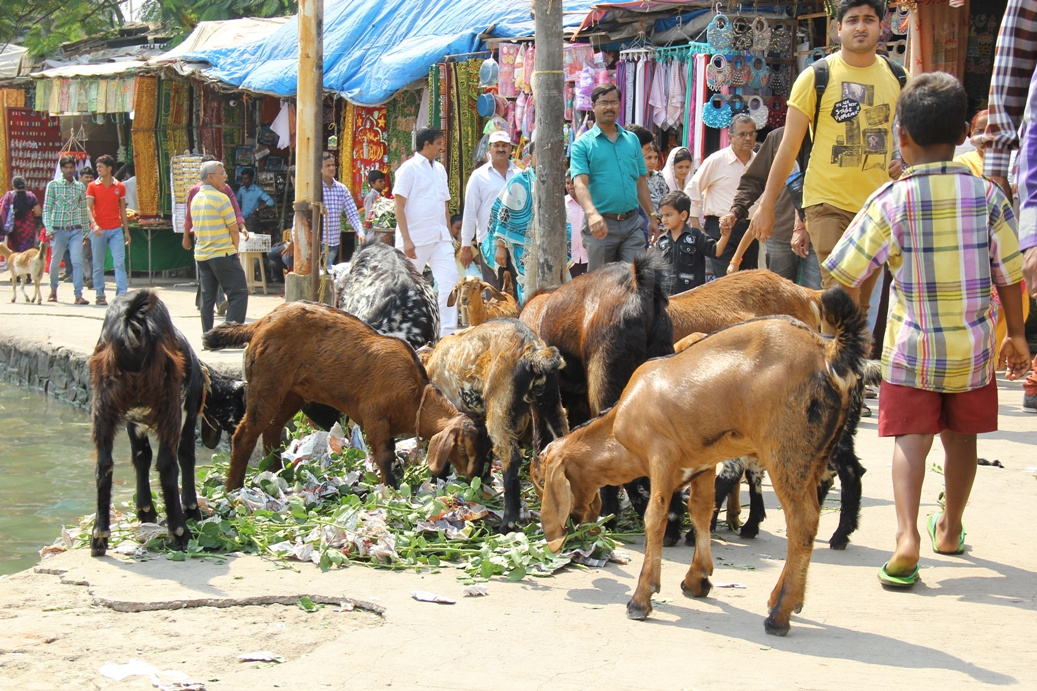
[59, 419, 631, 583]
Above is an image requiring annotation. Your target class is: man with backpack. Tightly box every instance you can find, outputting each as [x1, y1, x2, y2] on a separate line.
[747, 0, 906, 322]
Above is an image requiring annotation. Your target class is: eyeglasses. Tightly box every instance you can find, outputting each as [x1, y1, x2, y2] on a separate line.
[732, 132, 758, 140]
[596, 99, 621, 107]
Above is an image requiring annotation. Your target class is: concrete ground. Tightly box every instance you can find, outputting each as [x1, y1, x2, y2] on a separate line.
[0, 276, 1035, 689]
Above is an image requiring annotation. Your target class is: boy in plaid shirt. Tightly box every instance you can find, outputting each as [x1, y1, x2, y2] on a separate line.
[825, 73, 1032, 588]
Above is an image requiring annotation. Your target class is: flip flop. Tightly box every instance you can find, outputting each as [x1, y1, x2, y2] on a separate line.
[927, 511, 965, 555]
[878, 562, 919, 588]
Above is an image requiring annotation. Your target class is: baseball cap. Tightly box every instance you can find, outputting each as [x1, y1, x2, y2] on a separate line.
[488, 130, 513, 145]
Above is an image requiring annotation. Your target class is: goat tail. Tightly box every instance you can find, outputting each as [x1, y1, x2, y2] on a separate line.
[821, 288, 869, 383]
[861, 358, 882, 386]
[202, 321, 258, 350]
[524, 344, 565, 375]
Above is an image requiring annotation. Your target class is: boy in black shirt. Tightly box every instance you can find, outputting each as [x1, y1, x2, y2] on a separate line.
[652, 190, 730, 295]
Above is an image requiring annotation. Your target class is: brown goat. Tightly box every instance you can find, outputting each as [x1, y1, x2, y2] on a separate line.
[1, 240, 48, 304]
[424, 318, 569, 532]
[202, 301, 483, 490]
[532, 288, 869, 636]
[667, 269, 822, 342]
[448, 273, 520, 326]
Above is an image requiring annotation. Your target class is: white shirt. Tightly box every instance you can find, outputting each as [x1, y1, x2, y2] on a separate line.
[565, 194, 588, 264]
[461, 160, 518, 247]
[684, 146, 756, 222]
[123, 176, 138, 212]
[394, 152, 451, 246]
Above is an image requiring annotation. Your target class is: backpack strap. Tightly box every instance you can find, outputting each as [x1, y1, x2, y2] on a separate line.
[880, 55, 908, 89]
[810, 57, 830, 134]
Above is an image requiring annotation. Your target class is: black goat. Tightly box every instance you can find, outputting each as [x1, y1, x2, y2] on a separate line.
[88, 290, 203, 556]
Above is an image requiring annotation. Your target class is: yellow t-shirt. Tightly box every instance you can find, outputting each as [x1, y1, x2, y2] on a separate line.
[788, 53, 904, 214]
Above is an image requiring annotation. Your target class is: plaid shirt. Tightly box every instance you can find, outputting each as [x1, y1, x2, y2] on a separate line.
[825, 162, 1023, 393]
[42, 177, 87, 231]
[321, 178, 363, 246]
[983, 0, 1037, 178]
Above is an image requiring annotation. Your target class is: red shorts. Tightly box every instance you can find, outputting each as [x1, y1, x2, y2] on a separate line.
[878, 378, 999, 437]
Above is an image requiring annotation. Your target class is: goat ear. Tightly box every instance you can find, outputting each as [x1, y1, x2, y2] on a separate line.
[486, 285, 507, 301]
[447, 283, 460, 307]
[200, 415, 222, 449]
[540, 451, 573, 553]
[426, 419, 460, 476]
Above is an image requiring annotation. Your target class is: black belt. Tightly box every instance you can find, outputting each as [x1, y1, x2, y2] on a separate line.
[600, 209, 639, 221]
[52, 226, 83, 231]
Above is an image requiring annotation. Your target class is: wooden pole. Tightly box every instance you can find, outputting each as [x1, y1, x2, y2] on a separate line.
[287, 0, 324, 302]
[531, 0, 567, 293]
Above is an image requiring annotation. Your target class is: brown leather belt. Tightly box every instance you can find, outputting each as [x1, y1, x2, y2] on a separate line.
[600, 209, 639, 221]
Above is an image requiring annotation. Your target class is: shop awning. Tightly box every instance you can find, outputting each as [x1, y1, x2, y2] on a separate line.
[187, 0, 600, 105]
[0, 44, 28, 80]
[31, 60, 148, 79]
[154, 17, 290, 61]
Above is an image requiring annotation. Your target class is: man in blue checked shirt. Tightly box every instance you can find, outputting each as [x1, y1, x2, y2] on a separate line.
[321, 152, 365, 270]
[235, 168, 275, 235]
[43, 156, 90, 305]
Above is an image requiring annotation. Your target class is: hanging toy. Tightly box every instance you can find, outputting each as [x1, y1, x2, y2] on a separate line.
[575, 66, 594, 111]
[707, 12, 734, 53]
[705, 54, 731, 91]
[702, 95, 732, 129]
[752, 18, 771, 52]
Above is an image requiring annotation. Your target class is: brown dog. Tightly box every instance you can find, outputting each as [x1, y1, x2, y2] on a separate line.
[1, 240, 48, 304]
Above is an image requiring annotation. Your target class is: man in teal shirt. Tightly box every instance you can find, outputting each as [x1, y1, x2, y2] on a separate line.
[235, 168, 275, 234]
[570, 84, 659, 271]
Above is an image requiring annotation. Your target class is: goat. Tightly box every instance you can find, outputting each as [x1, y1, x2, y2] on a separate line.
[335, 237, 439, 349]
[88, 290, 204, 556]
[448, 273, 520, 327]
[424, 318, 569, 532]
[668, 270, 869, 550]
[520, 252, 676, 539]
[1, 239, 48, 304]
[532, 288, 869, 636]
[197, 366, 248, 450]
[202, 301, 482, 490]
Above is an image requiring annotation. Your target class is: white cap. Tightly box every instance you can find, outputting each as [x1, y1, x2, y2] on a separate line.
[488, 130, 512, 145]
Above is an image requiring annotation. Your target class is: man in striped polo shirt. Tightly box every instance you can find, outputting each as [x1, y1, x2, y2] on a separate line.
[183, 161, 248, 334]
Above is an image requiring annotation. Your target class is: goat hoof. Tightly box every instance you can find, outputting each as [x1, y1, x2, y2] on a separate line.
[625, 599, 651, 621]
[137, 508, 158, 523]
[184, 506, 202, 522]
[764, 614, 791, 637]
[680, 576, 711, 599]
[663, 530, 681, 547]
[498, 521, 519, 536]
[739, 524, 761, 539]
[170, 526, 192, 551]
[828, 533, 849, 550]
[90, 538, 108, 557]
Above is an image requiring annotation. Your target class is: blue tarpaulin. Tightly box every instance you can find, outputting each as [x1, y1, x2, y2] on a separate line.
[188, 0, 599, 105]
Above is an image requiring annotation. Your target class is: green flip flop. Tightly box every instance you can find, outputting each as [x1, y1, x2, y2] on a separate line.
[927, 511, 966, 555]
[878, 562, 920, 588]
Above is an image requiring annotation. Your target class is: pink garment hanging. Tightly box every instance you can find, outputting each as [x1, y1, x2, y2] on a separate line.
[649, 59, 669, 128]
[666, 57, 685, 129]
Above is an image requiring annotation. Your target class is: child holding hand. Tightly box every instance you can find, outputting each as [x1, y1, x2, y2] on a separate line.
[825, 73, 1031, 588]
[651, 190, 730, 295]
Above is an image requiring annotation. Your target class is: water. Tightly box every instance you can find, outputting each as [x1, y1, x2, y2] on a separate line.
[0, 381, 133, 576]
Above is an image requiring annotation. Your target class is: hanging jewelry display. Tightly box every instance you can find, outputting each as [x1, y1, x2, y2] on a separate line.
[702, 95, 732, 129]
[768, 23, 792, 57]
[767, 96, 788, 128]
[705, 54, 731, 91]
[748, 57, 770, 89]
[752, 17, 771, 52]
[728, 94, 746, 115]
[747, 95, 768, 129]
[729, 55, 750, 87]
[731, 17, 754, 51]
[707, 12, 734, 52]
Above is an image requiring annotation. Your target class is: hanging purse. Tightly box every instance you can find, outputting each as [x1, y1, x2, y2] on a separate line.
[767, 96, 787, 128]
[752, 18, 771, 52]
[769, 61, 789, 96]
[728, 94, 746, 115]
[702, 95, 732, 129]
[728, 55, 751, 87]
[747, 95, 768, 129]
[805, 47, 827, 67]
[731, 17, 753, 51]
[705, 54, 731, 91]
[768, 23, 792, 56]
[748, 57, 770, 89]
[707, 13, 734, 53]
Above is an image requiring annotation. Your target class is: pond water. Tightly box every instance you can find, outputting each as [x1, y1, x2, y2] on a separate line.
[0, 380, 133, 576]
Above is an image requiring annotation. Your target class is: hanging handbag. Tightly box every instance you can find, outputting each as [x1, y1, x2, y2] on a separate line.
[747, 95, 768, 129]
[731, 17, 754, 51]
[768, 23, 792, 56]
[707, 13, 734, 53]
[752, 18, 771, 52]
[728, 55, 751, 87]
[805, 47, 827, 67]
[748, 57, 770, 89]
[705, 54, 731, 91]
[769, 61, 789, 96]
[702, 95, 732, 129]
[728, 94, 746, 115]
[767, 96, 787, 128]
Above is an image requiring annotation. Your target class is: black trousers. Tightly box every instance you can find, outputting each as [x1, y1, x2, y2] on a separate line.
[704, 215, 757, 278]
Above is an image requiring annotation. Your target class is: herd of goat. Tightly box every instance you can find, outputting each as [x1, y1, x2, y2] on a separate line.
[87, 239, 872, 636]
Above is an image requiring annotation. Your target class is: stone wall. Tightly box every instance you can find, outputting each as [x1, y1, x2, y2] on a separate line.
[0, 340, 93, 408]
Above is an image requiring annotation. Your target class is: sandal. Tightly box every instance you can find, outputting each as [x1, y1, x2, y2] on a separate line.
[47, 292, 58, 302]
[74, 296, 89, 305]
[95, 295, 108, 306]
